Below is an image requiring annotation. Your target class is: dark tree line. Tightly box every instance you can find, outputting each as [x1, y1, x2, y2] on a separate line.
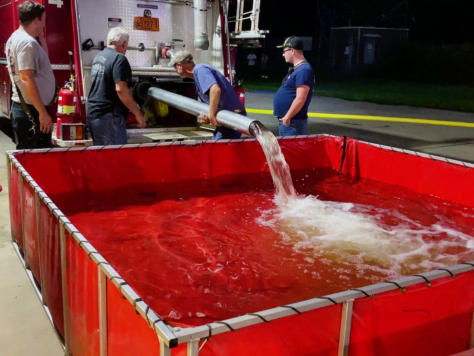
[260, 0, 473, 44]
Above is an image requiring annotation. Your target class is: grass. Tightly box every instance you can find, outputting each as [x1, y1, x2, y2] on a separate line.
[244, 79, 474, 113]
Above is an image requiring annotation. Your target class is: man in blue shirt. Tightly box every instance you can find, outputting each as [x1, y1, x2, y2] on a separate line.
[169, 51, 244, 140]
[274, 36, 314, 136]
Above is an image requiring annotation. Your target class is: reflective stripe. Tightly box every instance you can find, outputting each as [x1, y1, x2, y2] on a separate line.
[247, 108, 474, 128]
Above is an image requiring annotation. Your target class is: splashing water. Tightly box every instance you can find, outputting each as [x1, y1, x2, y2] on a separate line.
[252, 123, 295, 200]
[258, 193, 474, 277]
[251, 126, 473, 277]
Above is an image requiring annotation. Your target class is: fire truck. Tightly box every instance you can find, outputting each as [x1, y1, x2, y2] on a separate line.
[0, 0, 266, 145]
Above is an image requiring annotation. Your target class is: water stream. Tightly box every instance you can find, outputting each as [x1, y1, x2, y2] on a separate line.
[252, 123, 296, 200]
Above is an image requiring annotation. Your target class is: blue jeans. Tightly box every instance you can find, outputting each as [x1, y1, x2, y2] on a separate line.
[278, 119, 308, 136]
[213, 126, 242, 140]
[87, 112, 127, 145]
[10, 102, 53, 149]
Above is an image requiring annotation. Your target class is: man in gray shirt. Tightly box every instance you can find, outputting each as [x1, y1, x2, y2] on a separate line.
[5, 1, 55, 149]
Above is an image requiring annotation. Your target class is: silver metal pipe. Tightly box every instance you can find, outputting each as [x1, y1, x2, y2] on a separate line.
[148, 87, 263, 137]
[127, 45, 159, 65]
[86, 45, 159, 65]
[193, 0, 209, 50]
[83, 65, 178, 74]
[132, 72, 180, 78]
[131, 66, 177, 72]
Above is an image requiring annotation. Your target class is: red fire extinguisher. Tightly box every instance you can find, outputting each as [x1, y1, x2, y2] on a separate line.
[234, 80, 246, 107]
[56, 75, 78, 137]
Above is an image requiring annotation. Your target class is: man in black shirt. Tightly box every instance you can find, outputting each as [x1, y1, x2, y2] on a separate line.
[87, 27, 145, 145]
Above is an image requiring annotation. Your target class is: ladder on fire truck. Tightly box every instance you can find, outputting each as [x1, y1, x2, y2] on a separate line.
[227, 0, 267, 40]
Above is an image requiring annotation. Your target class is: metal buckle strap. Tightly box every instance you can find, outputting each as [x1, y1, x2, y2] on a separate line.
[213, 321, 234, 331]
[246, 313, 269, 323]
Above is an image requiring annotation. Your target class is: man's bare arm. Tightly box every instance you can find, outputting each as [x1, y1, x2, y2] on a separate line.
[115, 81, 146, 128]
[19, 69, 53, 133]
[207, 83, 221, 126]
[199, 83, 221, 127]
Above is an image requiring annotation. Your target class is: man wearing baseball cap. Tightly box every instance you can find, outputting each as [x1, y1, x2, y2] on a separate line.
[169, 50, 245, 140]
[274, 36, 314, 136]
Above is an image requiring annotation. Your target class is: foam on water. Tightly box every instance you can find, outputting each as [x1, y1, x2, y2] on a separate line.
[252, 125, 473, 278]
[258, 193, 474, 277]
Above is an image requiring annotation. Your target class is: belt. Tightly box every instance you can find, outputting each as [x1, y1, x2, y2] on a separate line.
[13, 100, 52, 108]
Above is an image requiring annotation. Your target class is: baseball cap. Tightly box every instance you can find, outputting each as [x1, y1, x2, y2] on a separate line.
[276, 36, 304, 50]
[169, 50, 193, 67]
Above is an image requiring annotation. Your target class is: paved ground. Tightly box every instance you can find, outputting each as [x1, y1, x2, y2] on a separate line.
[0, 131, 64, 355]
[0, 94, 472, 354]
[246, 92, 474, 163]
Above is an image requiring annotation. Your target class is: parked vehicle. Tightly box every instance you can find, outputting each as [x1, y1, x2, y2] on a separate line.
[0, 0, 266, 146]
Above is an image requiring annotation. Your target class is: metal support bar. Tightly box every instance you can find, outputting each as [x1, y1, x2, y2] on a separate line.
[229, 0, 266, 39]
[6, 156, 12, 241]
[470, 305, 474, 348]
[338, 299, 354, 356]
[60, 222, 72, 355]
[73, 0, 86, 102]
[235, 0, 243, 33]
[127, 45, 159, 65]
[251, 0, 260, 32]
[148, 87, 262, 136]
[35, 189, 44, 296]
[222, 0, 233, 85]
[19, 172, 25, 253]
[187, 339, 200, 356]
[86, 45, 159, 65]
[130, 66, 177, 73]
[99, 269, 108, 356]
[159, 337, 172, 356]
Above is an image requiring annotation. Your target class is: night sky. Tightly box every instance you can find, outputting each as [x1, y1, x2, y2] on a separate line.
[258, 0, 474, 43]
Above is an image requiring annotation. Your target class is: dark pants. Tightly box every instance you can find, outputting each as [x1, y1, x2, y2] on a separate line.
[278, 119, 308, 136]
[213, 109, 245, 140]
[214, 126, 242, 140]
[87, 112, 128, 146]
[10, 102, 53, 149]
